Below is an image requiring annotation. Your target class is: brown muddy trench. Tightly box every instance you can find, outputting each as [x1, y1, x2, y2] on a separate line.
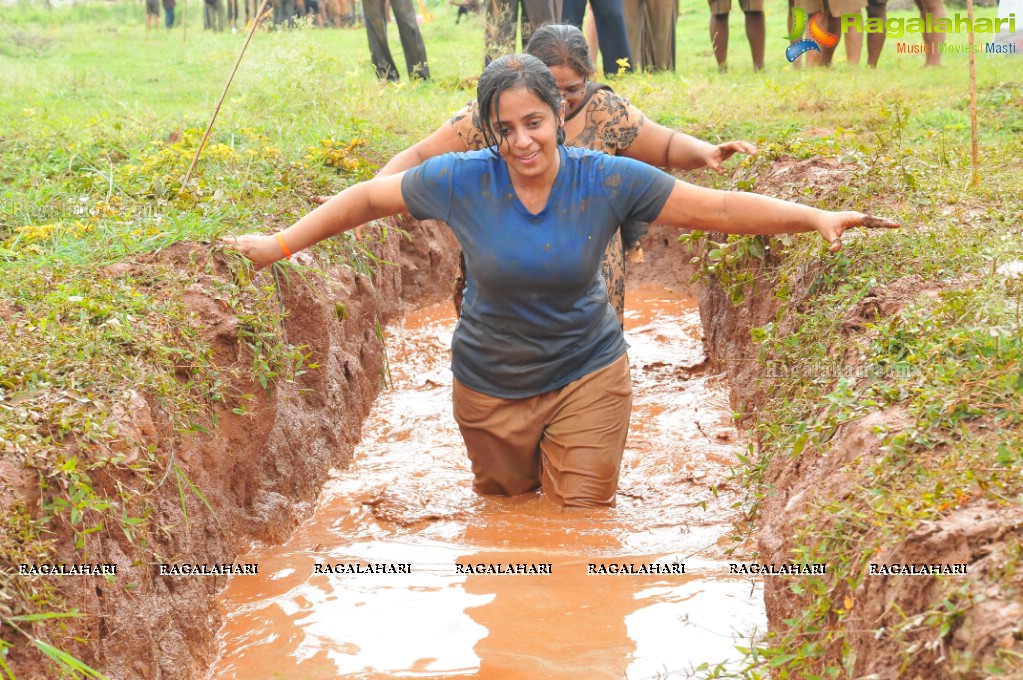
[208, 284, 765, 680]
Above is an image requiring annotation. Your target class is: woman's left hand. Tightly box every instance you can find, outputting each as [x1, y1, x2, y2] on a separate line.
[816, 212, 901, 253]
[705, 141, 758, 173]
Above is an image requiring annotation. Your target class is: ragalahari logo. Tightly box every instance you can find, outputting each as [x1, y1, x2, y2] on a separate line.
[786, 8, 841, 61]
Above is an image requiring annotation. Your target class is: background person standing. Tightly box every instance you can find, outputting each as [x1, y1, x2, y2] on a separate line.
[623, 0, 676, 71]
[163, 0, 176, 28]
[484, 0, 561, 65]
[205, 0, 226, 31]
[708, 0, 764, 71]
[145, 0, 161, 31]
[795, 0, 865, 66]
[364, 0, 431, 80]
[561, 0, 632, 74]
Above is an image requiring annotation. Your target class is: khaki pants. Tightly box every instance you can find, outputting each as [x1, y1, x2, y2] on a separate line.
[623, 0, 677, 71]
[452, 354, 632, 508]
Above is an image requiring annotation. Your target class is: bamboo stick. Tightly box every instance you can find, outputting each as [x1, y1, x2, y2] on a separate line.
[183, 0, 272, 185]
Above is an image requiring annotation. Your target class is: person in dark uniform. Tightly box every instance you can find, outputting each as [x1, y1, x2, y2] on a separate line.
[364, 0, 431, 81]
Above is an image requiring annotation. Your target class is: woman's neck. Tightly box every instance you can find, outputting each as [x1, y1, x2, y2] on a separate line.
[508, 146, 561, 213]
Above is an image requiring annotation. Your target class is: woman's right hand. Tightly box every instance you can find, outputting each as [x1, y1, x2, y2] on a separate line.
[221, 233, 285, 270]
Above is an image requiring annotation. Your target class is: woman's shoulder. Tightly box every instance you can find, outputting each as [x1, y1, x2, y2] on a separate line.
[587, 84, 640, 112]
[577, 87, 644, 155]
[563, 146, 634, 175]
[424, 147, 497, 170]
[448, 100, 487, 151]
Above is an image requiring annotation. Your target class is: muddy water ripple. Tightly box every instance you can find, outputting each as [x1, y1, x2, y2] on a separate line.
[210, 284, 764, 680]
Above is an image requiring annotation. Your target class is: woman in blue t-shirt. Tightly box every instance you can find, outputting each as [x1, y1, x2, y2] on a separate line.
[226, 54, 896, 508]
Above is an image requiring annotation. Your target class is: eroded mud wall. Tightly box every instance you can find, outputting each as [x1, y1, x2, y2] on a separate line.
[8, 218, 459, 679]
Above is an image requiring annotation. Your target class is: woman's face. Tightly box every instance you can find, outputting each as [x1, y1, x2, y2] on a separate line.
[489, 85, 564, 182]
[549, 65, 587, 115]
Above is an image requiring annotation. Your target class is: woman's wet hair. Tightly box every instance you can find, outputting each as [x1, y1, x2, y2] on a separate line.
[525, 24, 596, 79]
[476, 54, 567, 151]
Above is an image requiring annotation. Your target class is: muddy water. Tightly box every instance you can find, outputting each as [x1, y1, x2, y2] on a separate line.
[209, 284, 764, 680]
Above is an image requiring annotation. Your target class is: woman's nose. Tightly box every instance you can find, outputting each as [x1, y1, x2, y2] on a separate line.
[512, 129, 532, 148]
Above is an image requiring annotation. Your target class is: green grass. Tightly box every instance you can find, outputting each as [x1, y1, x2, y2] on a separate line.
[1, 0, 1022, 676]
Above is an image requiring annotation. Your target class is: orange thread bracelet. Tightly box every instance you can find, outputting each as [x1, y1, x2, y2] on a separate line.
[275, 233, 293, 260]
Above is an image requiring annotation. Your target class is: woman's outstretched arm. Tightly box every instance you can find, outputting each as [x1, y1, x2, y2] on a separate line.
[655, 180, 898, 252]
[621, 115, 757, 173]
[226, 173, 408, 269]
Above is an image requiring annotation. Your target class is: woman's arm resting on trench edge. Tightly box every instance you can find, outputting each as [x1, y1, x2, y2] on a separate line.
[622, 117, 758, 173]
[224, 173, 408, 270]
[655, 180, 899, 252]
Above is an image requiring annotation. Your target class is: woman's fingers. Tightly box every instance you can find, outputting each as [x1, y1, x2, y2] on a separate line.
[860, 215, 901, 230]
[709, 141, 758, 173]
[219, 233, 278, 269]
[825, 212, 900, 253]
[310, 195, 330, 205]
[726, 141, 758, 156]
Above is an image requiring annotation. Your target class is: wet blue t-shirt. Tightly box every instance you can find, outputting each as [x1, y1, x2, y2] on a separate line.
[401, 145, 675, 398]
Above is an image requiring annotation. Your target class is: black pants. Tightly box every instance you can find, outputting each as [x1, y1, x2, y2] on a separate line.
[364, 0, 431, 80]
[561, 0, 633, 74]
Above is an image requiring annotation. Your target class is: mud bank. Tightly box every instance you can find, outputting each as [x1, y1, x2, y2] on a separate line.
[697, 158, 1023, 676]
[7, 216, 460, 678]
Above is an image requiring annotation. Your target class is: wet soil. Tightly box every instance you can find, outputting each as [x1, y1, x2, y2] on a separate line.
[209, 284, 763, 680]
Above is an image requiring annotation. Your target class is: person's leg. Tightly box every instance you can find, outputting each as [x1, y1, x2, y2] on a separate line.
[842, 15, 863, 64]
[485, 0, 517, 66]
[647, 0, 676, 70]
[521, 0, 560, 46]
[818, 15, 838, 65]
[584, 6, 600, 65]
[539, 355, 633, 508]
[166, 6, 175, 27]
[740, 0, 764, 70]
[866, 0, 887, 66]
[622, 0, 644, 71]
[216, 0, 226, 30]
[708, 0, 730, 71]
[590, 0, 633, 74]
[561, 0, 586, 26]
[743, 12, 764, 69]
[915, 0, 945, 66]
[364, 0, 401, 80]
[452, 378, 546, 497]
[827, 0, 865, 64]
[793, 0, 822, 65]
[390, 0, 430, 79]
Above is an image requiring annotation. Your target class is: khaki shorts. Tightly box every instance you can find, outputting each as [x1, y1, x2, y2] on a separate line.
[708, 0, 764, 15]
[795, 0, 866, 17]
[452, 354, 632, 508]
